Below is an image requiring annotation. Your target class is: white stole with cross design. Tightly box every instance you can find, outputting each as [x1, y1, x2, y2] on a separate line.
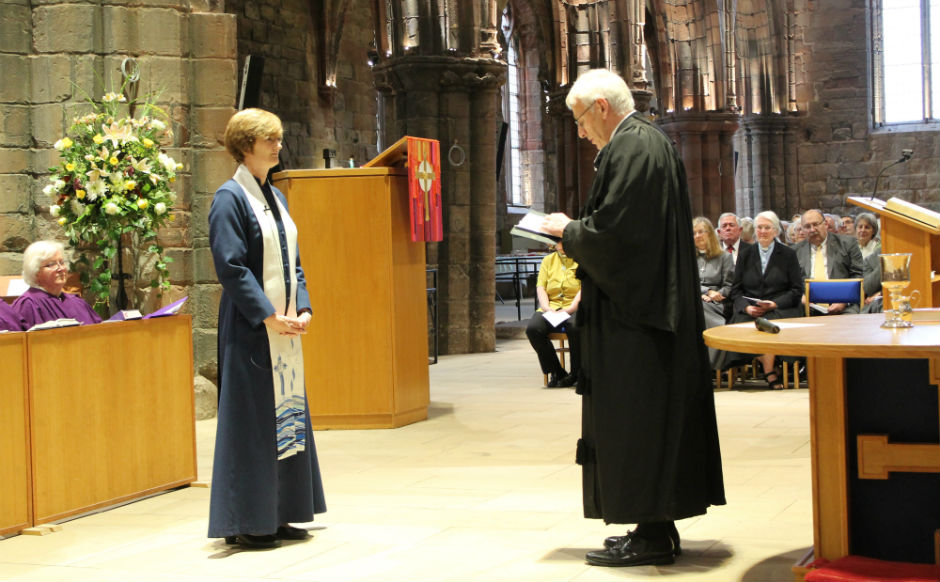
[232, 164, 306, 461]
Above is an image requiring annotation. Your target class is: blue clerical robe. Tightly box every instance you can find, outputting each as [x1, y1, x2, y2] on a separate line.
[207, 178, 326, 538]
[12, 287, 101, 329]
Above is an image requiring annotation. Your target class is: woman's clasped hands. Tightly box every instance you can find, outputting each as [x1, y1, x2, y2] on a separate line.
[263, 312, 312, 336]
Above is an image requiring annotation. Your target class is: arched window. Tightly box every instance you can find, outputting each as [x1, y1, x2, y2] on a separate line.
[872, 0, 940, 126]
[505, 41, 526, 206]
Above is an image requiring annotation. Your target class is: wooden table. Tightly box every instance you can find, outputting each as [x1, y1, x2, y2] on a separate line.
[704, 313, 940, 577]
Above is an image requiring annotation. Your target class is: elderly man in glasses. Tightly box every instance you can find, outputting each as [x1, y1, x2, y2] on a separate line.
[541, 69, 725, 568]
[793, 208, 865, 315]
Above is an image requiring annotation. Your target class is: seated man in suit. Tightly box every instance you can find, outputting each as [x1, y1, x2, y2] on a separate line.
[793, 209, 865, 315]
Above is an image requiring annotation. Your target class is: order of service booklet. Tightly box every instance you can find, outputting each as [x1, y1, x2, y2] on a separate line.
[510, 211, 562, 246]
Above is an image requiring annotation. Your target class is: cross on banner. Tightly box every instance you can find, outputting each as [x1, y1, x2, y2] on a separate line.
[363, 135, 443, 242]
[407, 137, 443, 242]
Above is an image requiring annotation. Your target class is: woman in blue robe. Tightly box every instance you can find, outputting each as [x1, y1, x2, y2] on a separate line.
[207, 109, 326, 549]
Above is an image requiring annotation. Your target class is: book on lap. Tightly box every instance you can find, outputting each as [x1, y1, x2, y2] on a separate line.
[542, 310, 570, 327]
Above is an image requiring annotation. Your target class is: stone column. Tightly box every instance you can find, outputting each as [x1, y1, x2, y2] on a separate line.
[659, 112, 739, 220]
[733, 114, 801, 218]
[373, 55, 506, 354]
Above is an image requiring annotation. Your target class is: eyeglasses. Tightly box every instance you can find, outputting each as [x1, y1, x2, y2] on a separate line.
[573, 100, 596, 128]
[40, 260, 67, 270]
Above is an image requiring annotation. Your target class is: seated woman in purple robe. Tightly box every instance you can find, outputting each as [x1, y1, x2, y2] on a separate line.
[0, 300, 25, 331]
[12, 241, 101, 329]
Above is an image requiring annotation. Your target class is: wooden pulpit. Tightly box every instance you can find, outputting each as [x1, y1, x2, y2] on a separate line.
[272, 139, 432, 429]
[848, 196, 940, 307]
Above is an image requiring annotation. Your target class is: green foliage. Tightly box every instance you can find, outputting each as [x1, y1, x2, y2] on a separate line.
[44, 92, 180, 311]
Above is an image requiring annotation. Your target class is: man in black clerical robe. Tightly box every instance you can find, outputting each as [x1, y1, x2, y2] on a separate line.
[543, 69, 725, 567]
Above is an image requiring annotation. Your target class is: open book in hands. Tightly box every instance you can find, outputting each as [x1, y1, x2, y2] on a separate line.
[510, 211, 561, 246]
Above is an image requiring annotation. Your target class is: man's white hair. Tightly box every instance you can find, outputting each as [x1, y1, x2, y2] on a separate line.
[565, 69, 635, 117]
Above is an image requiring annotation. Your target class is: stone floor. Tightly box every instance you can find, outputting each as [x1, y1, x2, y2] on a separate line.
[0, 310, 813, 581]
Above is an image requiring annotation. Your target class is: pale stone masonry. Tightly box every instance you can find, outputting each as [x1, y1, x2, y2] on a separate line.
[0, 0, 237, 388]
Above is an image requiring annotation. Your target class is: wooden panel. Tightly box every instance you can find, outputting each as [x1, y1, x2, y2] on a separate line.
[0, 333, 30, 535]
[857, 434, 940, 479]
[277, 168, 429, 428]
[848, 195, 940, 307]
[27, 316, 196, 523]
[808, 356, 851, 561]
[881, 218, 940, 307]
[388, 173, 430, 418]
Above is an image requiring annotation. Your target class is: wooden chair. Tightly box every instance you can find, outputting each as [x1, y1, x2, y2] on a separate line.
[542, 332, 569, 385]
[715, 359, 759, 389]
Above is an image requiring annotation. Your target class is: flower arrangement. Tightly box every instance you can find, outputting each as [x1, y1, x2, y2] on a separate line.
[44, 91, 181, 311]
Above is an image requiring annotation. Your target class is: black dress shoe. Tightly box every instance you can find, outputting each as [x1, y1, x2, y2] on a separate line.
[546, 372, 565, 388]
[604, 523, 681, 556]
[276, 524, 310, 540]
[558, 372, 578, 387]
[224, 533, 281, 549]
[586, 533, 675, 567]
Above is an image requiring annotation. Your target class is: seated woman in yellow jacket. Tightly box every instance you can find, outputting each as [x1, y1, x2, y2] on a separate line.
[526, 241, 581, 388]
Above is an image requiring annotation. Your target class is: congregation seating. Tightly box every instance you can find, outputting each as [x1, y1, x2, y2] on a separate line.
[804, 278, 865, 316]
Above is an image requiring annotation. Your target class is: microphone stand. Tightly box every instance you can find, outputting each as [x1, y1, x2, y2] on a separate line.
[870, 152, 913, 201]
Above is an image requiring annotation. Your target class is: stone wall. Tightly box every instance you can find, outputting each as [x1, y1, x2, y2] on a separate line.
[222, 0, 380, 169]
[0, 0, 237, 386]
[791, 0, 938, 213]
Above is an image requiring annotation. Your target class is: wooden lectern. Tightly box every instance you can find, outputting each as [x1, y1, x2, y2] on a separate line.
[272, 142, 430, 429]
[848, 196, 940, 307]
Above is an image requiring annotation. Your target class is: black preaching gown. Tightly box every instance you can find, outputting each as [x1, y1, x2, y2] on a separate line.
[562, 114, 726, 524]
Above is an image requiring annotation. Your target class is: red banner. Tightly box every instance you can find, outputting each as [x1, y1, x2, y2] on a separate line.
[407, 137, 443, 242]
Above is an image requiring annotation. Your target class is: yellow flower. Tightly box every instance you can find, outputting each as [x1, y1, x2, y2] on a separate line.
[175, 163, 183, 170]
[168, 176, 175, 183]
[93, 134, 104, 144]
[109, 156, 119, 166]
[65, 162, 75, 171]
[57, 217, 67, 225]
[76, 189, 86, 199]
[62, 137, 73, 149]
[124, 181, 137, 191]
[169, 213, 176, 221]
[137, 199, 149, 210]
[142, 138, 154, 148]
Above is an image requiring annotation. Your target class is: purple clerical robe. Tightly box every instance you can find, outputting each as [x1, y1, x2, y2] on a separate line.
[0, 300, 25, 331]
[12, 287, 101, 329]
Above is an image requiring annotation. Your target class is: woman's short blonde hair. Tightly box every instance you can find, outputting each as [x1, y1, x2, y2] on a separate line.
[692, 216, 722, 259]
[223, 108, 283, 163]
[22, 240, 65, 288]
